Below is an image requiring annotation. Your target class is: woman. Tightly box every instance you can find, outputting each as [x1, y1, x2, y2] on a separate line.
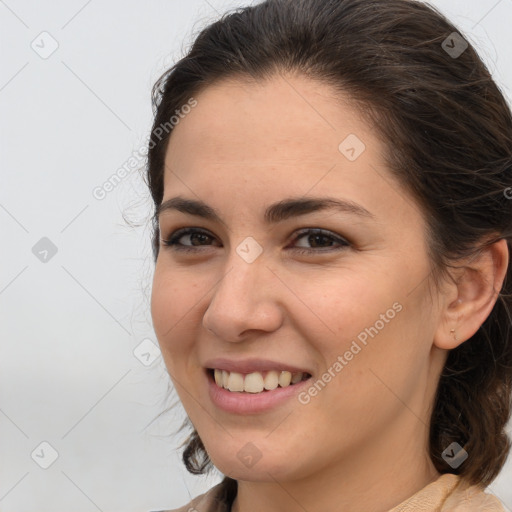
[147, 0, 512, 510]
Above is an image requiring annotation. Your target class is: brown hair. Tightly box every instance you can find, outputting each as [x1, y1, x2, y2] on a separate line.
[146, 0, 512, 487]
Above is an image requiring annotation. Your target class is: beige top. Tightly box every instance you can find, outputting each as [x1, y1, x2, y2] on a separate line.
[161, 473, 506, 512]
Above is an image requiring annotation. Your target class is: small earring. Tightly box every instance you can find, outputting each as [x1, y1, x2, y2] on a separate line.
[450, 328, 457, 342]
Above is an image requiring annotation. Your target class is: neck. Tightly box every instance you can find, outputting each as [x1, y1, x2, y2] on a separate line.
[230, 419, 440, 512]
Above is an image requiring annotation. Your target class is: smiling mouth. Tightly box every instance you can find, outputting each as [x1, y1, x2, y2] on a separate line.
[207, 368, 312, 393]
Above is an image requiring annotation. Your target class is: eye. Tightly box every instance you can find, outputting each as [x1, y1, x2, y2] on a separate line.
[160, 228, 219, 252]
[291, 228, 350, 254]
[160, 227, 350, 254]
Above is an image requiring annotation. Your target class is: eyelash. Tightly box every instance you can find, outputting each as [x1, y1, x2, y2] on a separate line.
[159, 227, 350, 255]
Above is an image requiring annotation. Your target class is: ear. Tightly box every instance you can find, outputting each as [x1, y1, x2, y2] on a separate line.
[434, 238, 509, 350]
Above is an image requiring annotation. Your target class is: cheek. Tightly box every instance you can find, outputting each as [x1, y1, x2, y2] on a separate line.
[150, 267, 199, 354]
[298, 271, 422, 396]
[150, 269, 174, 340]
[296, 270, 396, 348]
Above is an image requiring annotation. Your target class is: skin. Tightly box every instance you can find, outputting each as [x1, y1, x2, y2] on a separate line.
[150, 72, 509, 512]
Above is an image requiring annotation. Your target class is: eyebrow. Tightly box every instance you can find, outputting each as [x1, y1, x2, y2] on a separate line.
[156, 195, 375, 224]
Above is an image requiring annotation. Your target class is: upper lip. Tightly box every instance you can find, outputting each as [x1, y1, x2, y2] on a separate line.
[204, 357, 312, 375]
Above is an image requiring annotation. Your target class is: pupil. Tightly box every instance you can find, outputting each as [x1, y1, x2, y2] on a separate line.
[311, 234, 330, 247]
[192, 233, 208, 245]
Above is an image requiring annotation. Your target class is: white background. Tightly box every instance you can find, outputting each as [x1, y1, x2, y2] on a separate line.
[1, 1, 511, 511]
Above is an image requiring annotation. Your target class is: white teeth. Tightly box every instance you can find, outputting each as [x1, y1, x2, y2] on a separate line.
[278, 370, 292, 387]
[212, 369, 308, 393]
[227, 371, 244, 392]
[244, 372, 264, 393]
[264, 370, 279, 390]
[222, 370, 229, 388]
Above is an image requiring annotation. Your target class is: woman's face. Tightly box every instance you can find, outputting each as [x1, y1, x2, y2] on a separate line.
[151, 73, 447, 482]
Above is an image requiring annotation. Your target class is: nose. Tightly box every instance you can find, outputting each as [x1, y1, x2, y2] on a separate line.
[202, 251, 284, 342]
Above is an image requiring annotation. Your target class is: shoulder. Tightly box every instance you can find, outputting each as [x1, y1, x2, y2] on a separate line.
[441, 477, 506, 511]
[389, 473, 506, 512]
[153, 478, 236, 512]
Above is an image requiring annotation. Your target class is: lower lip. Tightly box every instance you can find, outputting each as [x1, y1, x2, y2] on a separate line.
[206, 369, 312, 414]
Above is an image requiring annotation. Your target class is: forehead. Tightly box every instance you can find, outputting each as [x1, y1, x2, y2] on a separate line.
[165, 73, 378, 184]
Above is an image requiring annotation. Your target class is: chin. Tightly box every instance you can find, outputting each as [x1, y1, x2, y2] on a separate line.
[207, 447, 307, 483]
